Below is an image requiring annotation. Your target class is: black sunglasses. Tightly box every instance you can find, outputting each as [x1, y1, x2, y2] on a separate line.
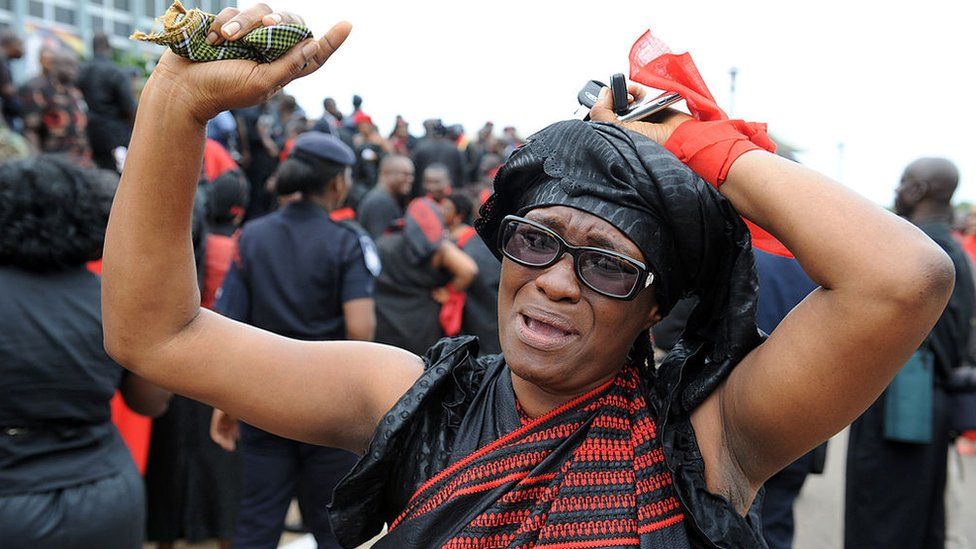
[498, 215, 654, 300]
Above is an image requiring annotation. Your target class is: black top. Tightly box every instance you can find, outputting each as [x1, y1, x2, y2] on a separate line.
[918, 222, 975, 382]
[458, 233, 501, 355]
[0, 54, 20, 123]
[753, 249, 817, 334]
[215, 202, 377, 340]
[330, 337, 765, 548]
[76, 55, 136, 124]
[410, 137, 466, 195]
[0, 267, 132, 495]
[373, 231, 450, 355]
[357, 186, 402, 240]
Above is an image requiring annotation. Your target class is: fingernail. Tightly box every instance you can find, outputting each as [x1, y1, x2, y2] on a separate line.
[268, 13, 282, 24]
[222, 21, 241, 37]
[206, 31, 219, 44]
[301, 42, 319, 59]
[598, 87, 609, 99]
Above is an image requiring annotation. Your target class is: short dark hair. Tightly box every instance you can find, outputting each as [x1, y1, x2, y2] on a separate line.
[206, 170, 249, 224]
[0, 28, 21, 48]
[446, 194, 473, 223]
[0, 156, 115, 272]
[275, 151, 345, 196]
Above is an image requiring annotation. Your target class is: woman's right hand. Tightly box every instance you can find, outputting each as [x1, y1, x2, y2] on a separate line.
[149, 4, 352, 124]
[588, 84, 691, 146]
[210, 408, 240, 452]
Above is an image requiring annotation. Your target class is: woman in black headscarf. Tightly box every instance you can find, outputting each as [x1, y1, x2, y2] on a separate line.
[101, 5, 954, 548]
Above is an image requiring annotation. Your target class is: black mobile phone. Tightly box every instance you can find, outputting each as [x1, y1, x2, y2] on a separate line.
[574, 77, 682, 122]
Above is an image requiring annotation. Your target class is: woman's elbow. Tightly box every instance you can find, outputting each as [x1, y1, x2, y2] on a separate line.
[890, 242, 955, 313]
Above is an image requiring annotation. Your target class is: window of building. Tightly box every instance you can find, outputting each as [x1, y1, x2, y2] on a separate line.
[113, 20, 130, 37]
[0, 0, 12, 12]
[114, 0, 130, 11]
[28, 0, 45, 18]
[91, 14, 105, 31]
[144, 0, 156, 17]
[54, 6, 76, 25]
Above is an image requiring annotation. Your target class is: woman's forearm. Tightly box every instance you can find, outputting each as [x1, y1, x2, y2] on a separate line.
[719, 150, 950, 298]
[102, 75, 207, 367]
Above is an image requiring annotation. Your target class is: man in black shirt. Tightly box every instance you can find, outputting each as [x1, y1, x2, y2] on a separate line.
[845, 158, 975, 549]
[0, 30, 24, 128]
[77, 33, 136, 171]
[357, 154, 413, 239]
[411, 120, 465, 197]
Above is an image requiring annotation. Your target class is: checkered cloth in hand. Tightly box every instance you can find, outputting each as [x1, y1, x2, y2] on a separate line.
[131, 0, 311, 63]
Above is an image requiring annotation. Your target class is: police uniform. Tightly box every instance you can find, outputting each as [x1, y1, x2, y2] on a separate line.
[214, 133, 379, 549]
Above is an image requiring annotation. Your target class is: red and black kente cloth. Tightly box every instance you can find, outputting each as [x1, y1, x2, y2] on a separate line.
[387, 365, 687, 548]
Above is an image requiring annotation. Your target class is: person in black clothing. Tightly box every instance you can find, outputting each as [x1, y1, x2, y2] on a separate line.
[0, 157, 170, 548]
[442, 193, 501, 355]
[373, 197, 478, 355]
[211, 132, 378, 549]
[357, 154, 413, 239]
[100, 8, 958, 548]
[77, 33, 137, 172]
[234, 102, 278, 220]
[411, 119, 465, 197]
[0, 29, 24, 128]
[845, 157, 975, 549]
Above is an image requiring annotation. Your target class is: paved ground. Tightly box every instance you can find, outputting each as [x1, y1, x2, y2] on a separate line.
[154, 430, 976, 548]
[793, 430, 976, 549]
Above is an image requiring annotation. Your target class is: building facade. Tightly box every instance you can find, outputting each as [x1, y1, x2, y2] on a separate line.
[0, 0, 235, 70]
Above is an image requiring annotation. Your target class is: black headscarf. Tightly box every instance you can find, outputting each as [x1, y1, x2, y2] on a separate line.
[475, 119, 764, 418]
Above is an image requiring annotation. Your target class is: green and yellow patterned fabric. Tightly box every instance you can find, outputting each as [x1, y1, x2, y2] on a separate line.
[131, 0, 311, 63]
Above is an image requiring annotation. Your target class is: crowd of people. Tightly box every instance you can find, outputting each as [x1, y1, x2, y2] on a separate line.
[1, 8, 976, 549]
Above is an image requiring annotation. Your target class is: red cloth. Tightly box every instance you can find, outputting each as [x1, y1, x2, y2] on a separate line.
[438, 227, 479, 336]
[203, 139, 238, 182]
[628, 30, 789, 258]
[110, 394, 152, 474]
[330, 207, 356, 222]
[407, 198, 446, 245]
[280, 137, 296, 162]
[201, 233, 237, 310]
[438, 284, 466, 337]
[664, 119, 775, 187]
[353, 111, 373, 126]
[961, 234, 976, 261]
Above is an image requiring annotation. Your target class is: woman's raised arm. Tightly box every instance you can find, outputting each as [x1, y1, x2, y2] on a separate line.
[591, 89, 954, 502]
[102, 6, 421, 453]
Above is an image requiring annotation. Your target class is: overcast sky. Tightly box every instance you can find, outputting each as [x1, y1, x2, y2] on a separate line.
[271, 0, 975, 207]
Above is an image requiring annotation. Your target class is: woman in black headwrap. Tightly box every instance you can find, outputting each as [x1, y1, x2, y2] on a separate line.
[102, 5, 954, 548]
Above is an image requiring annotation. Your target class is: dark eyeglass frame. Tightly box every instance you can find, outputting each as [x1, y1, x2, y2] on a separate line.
[498, 214, 655, 300]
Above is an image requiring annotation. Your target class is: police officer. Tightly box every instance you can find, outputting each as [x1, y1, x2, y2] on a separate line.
[210, 132, 379, 549]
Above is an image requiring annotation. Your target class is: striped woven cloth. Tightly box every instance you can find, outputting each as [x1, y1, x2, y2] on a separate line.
[131, 0, 311, 63]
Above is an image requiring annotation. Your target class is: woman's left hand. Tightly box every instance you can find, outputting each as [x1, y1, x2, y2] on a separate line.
[150, 4, 352, 124]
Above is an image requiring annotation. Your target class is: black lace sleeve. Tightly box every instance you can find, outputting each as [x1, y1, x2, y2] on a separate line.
[329, 336, 488, 548]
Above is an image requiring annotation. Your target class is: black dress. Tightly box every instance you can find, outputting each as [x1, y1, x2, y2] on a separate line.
[0, 266, 144, 548]
[330, 337, 767, 548]
[144, 396, 242, 543]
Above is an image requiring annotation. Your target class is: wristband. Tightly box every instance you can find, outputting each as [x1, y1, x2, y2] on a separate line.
[664, 119, 776, 187]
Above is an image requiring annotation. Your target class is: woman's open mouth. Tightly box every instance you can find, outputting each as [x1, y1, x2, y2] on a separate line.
[517, 312, 578, 351]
